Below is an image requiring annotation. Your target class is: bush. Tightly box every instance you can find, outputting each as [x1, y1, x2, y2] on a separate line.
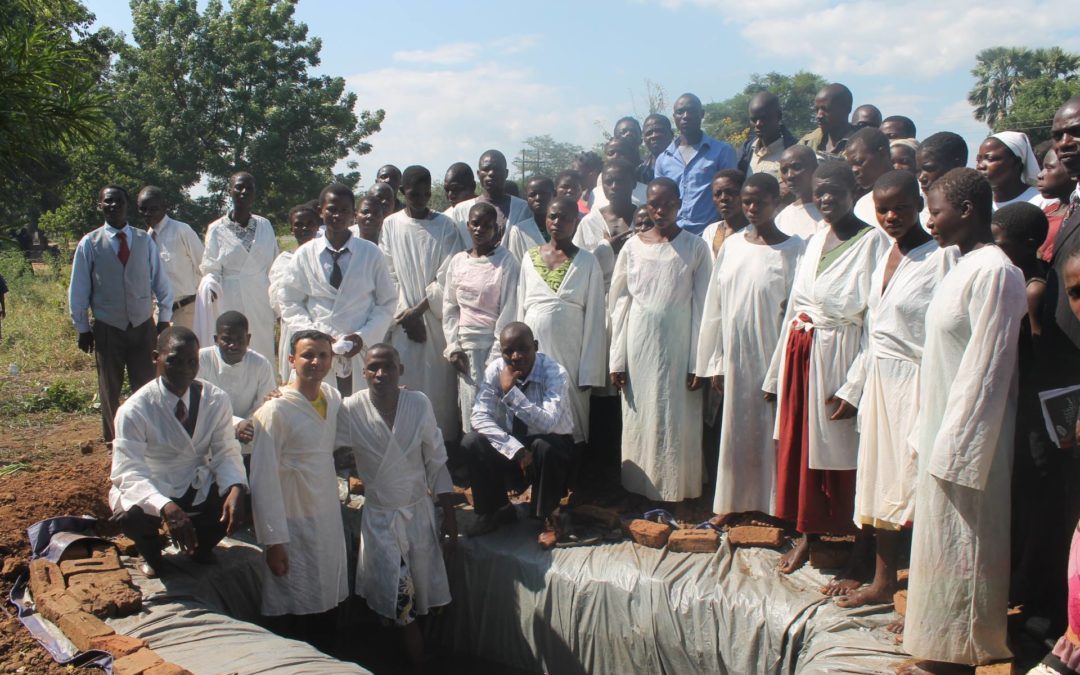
[1, 380, 90, 414]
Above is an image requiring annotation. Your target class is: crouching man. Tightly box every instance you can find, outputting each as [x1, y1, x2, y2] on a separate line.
[110, 327, 247, 577]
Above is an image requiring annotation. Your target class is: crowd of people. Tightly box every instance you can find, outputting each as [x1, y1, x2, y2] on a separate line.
[64, 83, 1080, 672]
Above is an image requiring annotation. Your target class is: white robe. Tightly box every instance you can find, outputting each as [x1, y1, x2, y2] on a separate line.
[442, 247, 519, 433]
[853, 191, 880, 229]
[249, 385, 348, 616]
[695, 232, 805, 514]
[572, 210, 620, 291]
[449, 196, 543, 262]
[379, 211, 464, 440]
[518, 247, 607, 443]
[110, 378, 247, 516]
[590, 176, 648, 211]
[610, 233, 712, 501]
[840, 240, 956, 529]
[279, 236, 397, 390]
[336, 390, 453, 621]
[764, 226, 891, 470]
[905, 245, 1025, 665]
[268, 251, 294, 383]
[197, 346, 277, 454]
[201, 215, 279, 362]
[774, 201, 825, 239]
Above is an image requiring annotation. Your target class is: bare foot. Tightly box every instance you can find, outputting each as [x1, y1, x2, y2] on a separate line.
[895, 659, 974, 674]
[821, 577, 862, 597]
[886, 616, 905, 634]
[778, 536, 809, 574]
[835, 583, 896, 608]
[709, 512, 735, 528]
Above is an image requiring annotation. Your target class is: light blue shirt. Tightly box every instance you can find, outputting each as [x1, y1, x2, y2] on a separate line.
[69, 223, 174, 333]
[653, 132, 737, 235]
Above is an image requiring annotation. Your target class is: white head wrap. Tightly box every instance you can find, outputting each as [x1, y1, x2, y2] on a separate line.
[989, 131, 1040, 187]
[890, 138, 920, 153]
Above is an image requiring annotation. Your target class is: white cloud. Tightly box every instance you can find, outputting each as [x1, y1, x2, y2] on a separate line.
[344, 63, 617, 186]
[650, 0, 1078, 78]
[392, 42, 480, 65]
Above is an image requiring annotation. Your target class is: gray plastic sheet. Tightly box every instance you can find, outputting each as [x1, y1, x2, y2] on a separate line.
[431, 508, 911, 674]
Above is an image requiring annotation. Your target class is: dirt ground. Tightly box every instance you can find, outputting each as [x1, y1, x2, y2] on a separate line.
[0, 415, 110, 673]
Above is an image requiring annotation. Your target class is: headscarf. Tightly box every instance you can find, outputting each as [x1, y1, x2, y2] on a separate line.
[889, 138, 920, 153]
[989, 131, 1040, 187]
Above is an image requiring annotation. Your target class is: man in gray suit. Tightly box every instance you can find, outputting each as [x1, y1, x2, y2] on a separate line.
[69, 185, 174, 443]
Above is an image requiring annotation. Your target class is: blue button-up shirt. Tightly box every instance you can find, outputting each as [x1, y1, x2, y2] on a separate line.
[653, 133, 737, 235]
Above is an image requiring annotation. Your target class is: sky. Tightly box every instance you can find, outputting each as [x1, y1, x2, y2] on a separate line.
[83, 0, 1080, 187]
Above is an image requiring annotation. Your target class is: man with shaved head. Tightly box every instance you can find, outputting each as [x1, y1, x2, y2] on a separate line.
[462, 321, 575, 548]
[737, 91, 798, 180]
[442, 162, 477, 211]
[641, 113, 674, 183]
[800, 83, 857, 159]
[448, 150, 544, 261]
[138, 186, 203, 330]
[850, 104, 882, 129]
[653, 92, 737, 235]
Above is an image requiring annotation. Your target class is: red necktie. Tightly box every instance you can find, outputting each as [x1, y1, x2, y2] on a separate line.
[117, 231, 130, 266]
[175, 399, 187, 425]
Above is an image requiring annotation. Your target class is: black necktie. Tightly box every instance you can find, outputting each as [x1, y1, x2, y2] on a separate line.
[329, 248, 345, 289]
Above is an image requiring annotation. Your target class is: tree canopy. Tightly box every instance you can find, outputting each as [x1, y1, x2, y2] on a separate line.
[512, 135, 586, 183]
[702, 71, 827, 148]
[968, 46, 1080, 133]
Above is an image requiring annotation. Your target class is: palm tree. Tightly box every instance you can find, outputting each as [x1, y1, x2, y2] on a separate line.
[1035, 47, 1080, 80]
[968, 47, 1041, 129]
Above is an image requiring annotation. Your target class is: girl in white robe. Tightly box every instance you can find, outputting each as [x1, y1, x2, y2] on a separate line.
[450, 194, 542, 262]
[610, 179, 712, 502]
[443, 203, 519, 434]
[903, 170, 1026, 668]
[519, 197, 608, 444]
[201, 213, 279, 362]
[380, 167, 465, 441]
[696, 174, 804, 516]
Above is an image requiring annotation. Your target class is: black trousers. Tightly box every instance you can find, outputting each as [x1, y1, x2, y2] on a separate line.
[462, 431, 575, 519]
[116, 484, 227, 568]
[93, 318, 156, 442]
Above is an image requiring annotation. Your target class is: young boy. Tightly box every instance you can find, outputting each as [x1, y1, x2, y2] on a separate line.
[443, 202, 520, 434]
[574, 160, 635, 287]
[443, 162, 477, 211]
[249, 329, 348, 651]
[198, 311, 277, 456]
[774, 145, 824, 239]
[269, 204, 320, 382]
[337, 345, 457, 668]
[525, 176, 555, 242]
[280, 183, 397, 395]
[555, 169, 584, 204]
[448, 150, 542, 261]
[916, 132, 969, 230]
[701, 169, 749, 259]
[380, 166, 464, 441]
[368, 182, 398, 219]
[845, 127, 894, 225]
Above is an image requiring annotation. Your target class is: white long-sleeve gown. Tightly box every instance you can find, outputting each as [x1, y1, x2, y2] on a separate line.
[249, 385, 349, 616]
[200, 215, 279, 362]
[695, 232, 805, 514]
[610, 233, 712, 501]
[518, 247, 607, 443]
[904, 245, 1025, 665]
[380, 211, 464, 440]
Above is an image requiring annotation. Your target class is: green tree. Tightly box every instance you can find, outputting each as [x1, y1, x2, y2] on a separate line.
[968, 46, 1080, 129]
[511, 135, 585, 183]
[994, 77, 1080, 146]
[702, 71, 827, 147]
[105, 0, 384, 230]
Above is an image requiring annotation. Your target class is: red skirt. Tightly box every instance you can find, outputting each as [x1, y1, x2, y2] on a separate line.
[774, 314, 857, 535]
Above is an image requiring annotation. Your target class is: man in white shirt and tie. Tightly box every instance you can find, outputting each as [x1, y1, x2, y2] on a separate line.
[137, 186, 204, 330]
[69, 185, 174, 443]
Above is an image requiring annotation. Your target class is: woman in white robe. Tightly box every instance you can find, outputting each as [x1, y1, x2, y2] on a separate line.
[519, 197, 608, 444]
[903, 171, 1026, 668]
[380, 174, 464, 441]
[249, 383, 348, 618]
[696, 178, 804, 516]
[610, 179, 712, 502]
[443, 203, 519, 434]
[201, 213, 279, 362]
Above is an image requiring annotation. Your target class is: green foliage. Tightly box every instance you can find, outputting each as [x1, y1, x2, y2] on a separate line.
[0, 261, 91, 373]
[995, 77, 1080, 146]
[0, 251, 34, 286]
[969, 46, 1080, 129]
[703, 71, 827, 147]
[512, 135, 586, 182]
[8, 381, 92, 414]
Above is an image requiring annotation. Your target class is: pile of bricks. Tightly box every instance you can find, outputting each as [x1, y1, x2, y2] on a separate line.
[27, 541, 191, 674]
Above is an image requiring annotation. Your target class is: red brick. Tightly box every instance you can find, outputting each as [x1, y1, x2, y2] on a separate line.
[59, 547, 121, 577]
[88, 633, 147, 659]
[57, 610, 113, 652]
[975, 662, 1013, 675]
[28, 559, 65, 600]
[1, 556, 26, 580]
[66, 575, 142, 618]
[111, 536, 139, 556]
[113, 648, 164, 675]
[37, 591, 82, 624]
[144, 664, 193, 675]
[727, 525, 784, 548]
[628, 519, 672, 548]
[572, 505, 623, 529]
[67, 568, 134, 588]
[894, 590, 907, 616]
[667, 528, 721, 553]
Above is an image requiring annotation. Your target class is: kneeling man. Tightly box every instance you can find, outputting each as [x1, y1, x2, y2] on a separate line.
[110, 327, 247, 577]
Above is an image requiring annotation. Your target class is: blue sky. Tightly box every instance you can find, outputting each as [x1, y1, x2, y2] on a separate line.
[84, 0, 1080, 187]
